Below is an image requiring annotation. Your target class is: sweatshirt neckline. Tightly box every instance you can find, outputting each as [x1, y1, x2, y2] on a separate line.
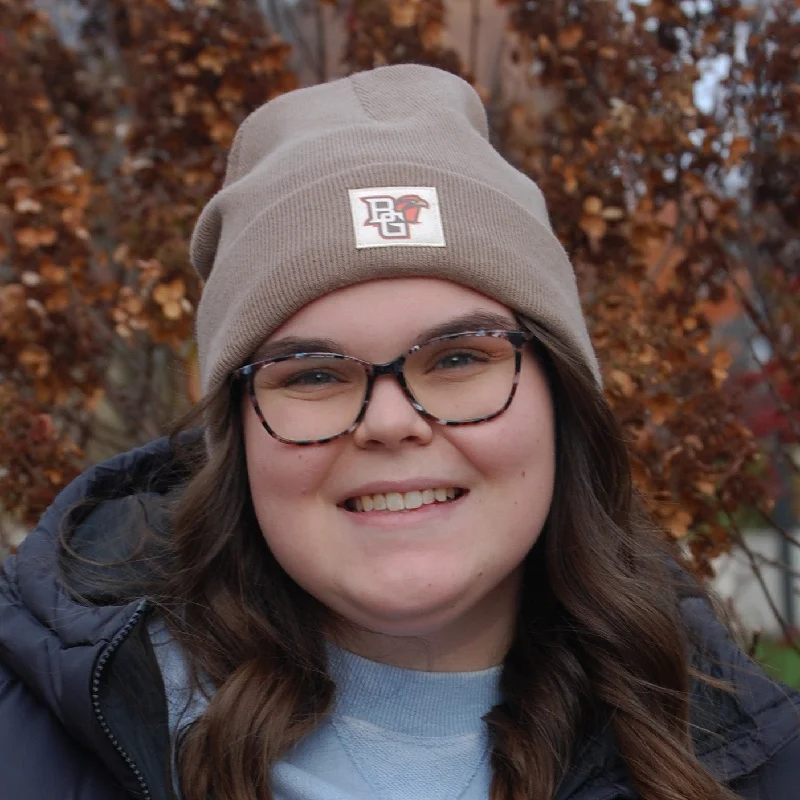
[326, 643, 502, 737]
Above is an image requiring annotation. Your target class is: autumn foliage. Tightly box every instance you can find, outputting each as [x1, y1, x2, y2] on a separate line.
[1, 1, 798, 592]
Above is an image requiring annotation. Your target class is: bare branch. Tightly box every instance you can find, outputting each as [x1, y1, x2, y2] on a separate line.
[720, 500, 800, 658]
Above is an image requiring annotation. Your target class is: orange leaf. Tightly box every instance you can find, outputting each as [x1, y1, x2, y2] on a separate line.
[726, 137, 750, 166]
[610, 369, 635, 397]
[558, 25, 584, 50]
[40, 263, 67, 284]
[390, 0, 420, 28]
[668, 510, 693, 539]
[695, 480, 716, 496]
[583, 196, 603, 215]
[649, 393, 677, 425]
[421, 19, 443, 49]
[579, 214, 607, 241]
[44, 288, 70, 312]
[15, 227, 40, 249]
[162, 300, 183, 320]
[713, 350, 733, 370]
[197, 47, 227, 75]
[38, 227, 58, 246]
[18, 345, 51, 378]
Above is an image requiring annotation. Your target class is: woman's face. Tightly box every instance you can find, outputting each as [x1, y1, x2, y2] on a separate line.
[243, 278, 555, 669]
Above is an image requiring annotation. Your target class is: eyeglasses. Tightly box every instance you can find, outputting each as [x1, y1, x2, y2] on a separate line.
[234, 329, 532, 445]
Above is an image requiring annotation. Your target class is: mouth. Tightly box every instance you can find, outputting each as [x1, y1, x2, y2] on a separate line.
[341, 487, 469, 514]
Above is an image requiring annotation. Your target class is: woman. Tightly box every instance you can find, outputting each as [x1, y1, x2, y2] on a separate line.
[0, 64, 797, 800]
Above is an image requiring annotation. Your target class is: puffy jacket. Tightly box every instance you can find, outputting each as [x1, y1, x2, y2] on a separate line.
[1, 437, 799, 800]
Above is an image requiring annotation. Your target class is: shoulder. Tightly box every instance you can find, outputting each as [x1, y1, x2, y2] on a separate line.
[679, 593, 800, 785]
[729, 727, 800, 799]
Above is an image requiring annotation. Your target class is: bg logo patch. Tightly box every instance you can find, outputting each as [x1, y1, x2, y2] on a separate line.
[348, 186, 446, 248]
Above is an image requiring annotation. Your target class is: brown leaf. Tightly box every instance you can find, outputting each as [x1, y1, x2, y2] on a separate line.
[557, 25, 584, 51]
[668, 510, 694, 539]
[726, 137, 750, 166]
[579, 214, 607, 241]
[197, 47, 227, 75]
[15, 227, 40, 249]
[18, 345, 51, 378]
[583, 196, 603, 215]
[40, 263, 67, 284]
[695, 479, 716, 496]
[390, 0, 419, 28]
[421, 19, 443, 49]
[43, 469, 62, 485]
[610, 369, 636, 397]
[162, 300, 183, 320]
[650, 393, 678, 425]
[44, 288, 70, 312]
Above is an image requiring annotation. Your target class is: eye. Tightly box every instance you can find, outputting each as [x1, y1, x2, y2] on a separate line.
[281, 369, 342, 388]
[432, 350, 489, 370]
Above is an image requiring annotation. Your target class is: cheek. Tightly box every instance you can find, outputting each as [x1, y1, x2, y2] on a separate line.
[463, 382, 555, 483]
[242, 402, 338, 509]
[448, 368, 556, 535]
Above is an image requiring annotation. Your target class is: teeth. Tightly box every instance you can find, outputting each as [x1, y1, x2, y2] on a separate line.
[386, 492, 404, 512]
[349, 488, 462, 513]
[405, 490, 423, 510]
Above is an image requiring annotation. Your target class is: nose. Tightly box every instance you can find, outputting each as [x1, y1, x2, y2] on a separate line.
[351, 374, 434, 450]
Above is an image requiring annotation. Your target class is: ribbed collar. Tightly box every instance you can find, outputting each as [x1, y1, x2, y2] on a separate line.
[326, 644, 502, 737]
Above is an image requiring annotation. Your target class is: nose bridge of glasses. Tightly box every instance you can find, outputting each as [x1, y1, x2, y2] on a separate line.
[363, 354, 417, 410]
[370, 354, 407, 379]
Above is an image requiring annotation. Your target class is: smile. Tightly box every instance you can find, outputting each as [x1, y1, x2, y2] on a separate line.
[344, 487, 468, 513]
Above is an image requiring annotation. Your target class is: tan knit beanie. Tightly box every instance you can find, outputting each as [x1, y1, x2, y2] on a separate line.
[191, 64, 600, 395]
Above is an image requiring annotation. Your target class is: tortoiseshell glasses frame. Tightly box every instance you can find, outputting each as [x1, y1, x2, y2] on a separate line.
[233, 329, 532, 446]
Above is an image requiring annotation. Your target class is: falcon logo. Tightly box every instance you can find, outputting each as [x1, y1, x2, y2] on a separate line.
[361, 194, 430, 240]
[348, 186, 446, 249]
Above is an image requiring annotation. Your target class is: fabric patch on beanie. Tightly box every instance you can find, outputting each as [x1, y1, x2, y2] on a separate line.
[349, 186, 445, 248]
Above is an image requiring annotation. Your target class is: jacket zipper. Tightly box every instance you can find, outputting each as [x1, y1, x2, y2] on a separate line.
[91, 599, 151, 799]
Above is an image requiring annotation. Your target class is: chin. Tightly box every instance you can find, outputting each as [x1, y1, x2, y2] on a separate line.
[339, 588, 474, 638]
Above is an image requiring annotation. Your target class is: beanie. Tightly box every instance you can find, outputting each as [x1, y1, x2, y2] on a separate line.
[190, 63, 600, 396]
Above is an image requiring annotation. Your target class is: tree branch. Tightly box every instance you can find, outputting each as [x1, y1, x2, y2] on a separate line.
[720, 499, 800, 657]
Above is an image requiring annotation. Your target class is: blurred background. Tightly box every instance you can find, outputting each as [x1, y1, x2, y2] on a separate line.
[0, 0, 798, 684]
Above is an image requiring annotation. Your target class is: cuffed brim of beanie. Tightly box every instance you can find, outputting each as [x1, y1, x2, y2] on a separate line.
[196, 163, 600, 395]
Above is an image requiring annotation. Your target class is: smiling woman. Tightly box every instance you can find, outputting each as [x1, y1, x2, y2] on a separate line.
[0, 64, 798, 800]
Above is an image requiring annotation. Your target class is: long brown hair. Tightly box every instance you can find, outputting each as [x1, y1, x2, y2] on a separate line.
[65, 318, 736, 800]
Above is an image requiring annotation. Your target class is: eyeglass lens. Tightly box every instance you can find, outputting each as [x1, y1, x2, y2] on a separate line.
[251, 334, 519, 443]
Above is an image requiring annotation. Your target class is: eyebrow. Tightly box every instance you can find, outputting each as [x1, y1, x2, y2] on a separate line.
[250, 310, 518, 362]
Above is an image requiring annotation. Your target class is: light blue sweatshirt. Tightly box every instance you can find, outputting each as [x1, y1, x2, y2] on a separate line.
[149, 618, 501, 799]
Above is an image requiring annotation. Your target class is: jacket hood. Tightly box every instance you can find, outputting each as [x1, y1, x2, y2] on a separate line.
[1, 435, 798, 800]
[0, 435, 186, 799]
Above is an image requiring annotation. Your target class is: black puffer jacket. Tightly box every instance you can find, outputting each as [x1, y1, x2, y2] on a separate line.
[1, 437, 799, 800]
